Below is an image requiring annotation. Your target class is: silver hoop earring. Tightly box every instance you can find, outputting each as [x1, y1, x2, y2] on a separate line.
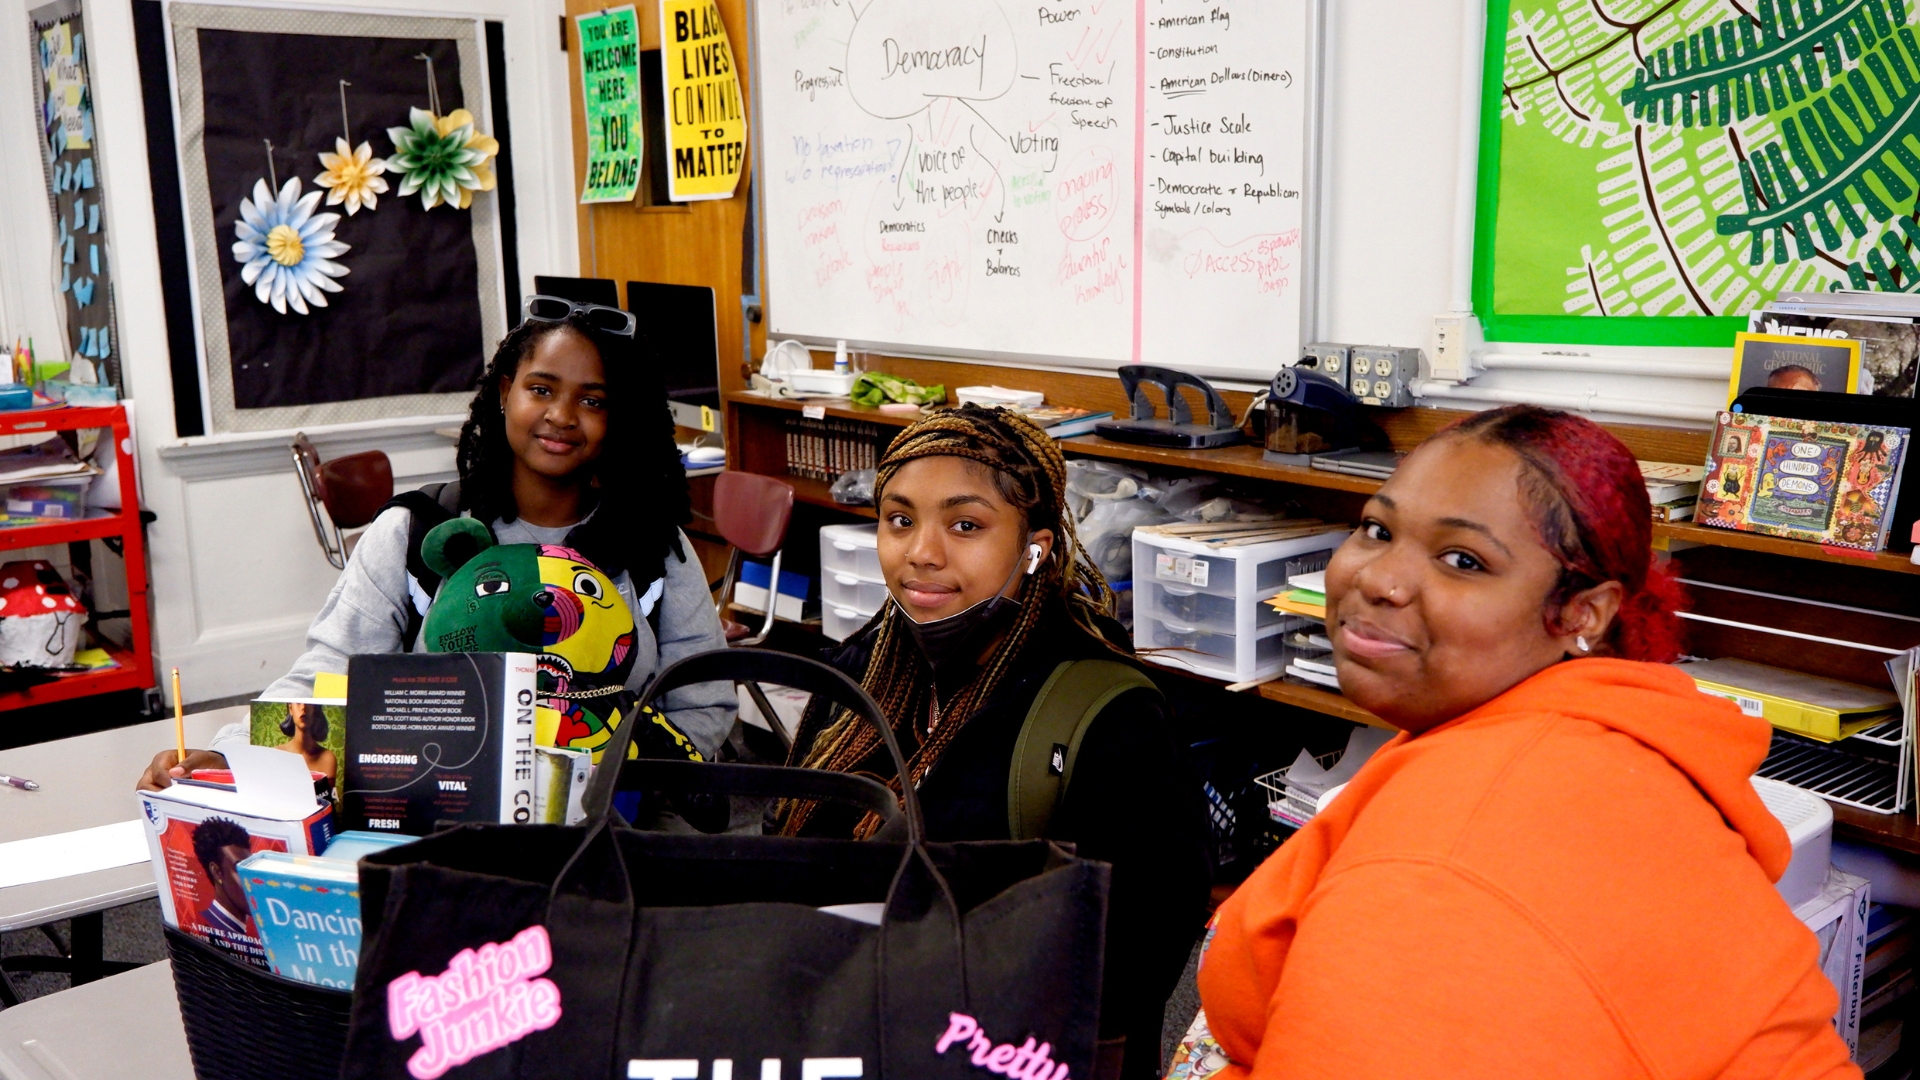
[1576, 635, 1590, 653]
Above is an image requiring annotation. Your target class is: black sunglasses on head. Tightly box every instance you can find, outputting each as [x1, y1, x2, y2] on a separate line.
[522, 294, 637, 338]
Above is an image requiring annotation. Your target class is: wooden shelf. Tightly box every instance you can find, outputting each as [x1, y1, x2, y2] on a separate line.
[725, 390, 914, 427]
[1831, 802, 1920, 857]
[1057, 436, 1387, 495]
[1255, 676, 1394, 729]
[1655, 521, 1920, 575]
[786, 474, 875, 519]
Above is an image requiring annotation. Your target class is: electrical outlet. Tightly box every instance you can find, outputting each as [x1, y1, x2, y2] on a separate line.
[1348, 346, 1419, 407]
[1296, 343, 1351, 381]
[1428, 313, 1484, 382]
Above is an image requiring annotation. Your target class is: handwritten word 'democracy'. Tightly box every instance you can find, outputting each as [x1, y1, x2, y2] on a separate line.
[935, 1013, 1072, 1080]
[387, 925, 561, 1080]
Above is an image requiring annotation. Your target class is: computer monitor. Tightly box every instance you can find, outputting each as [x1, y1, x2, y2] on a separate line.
[531, 275, 620, 308]
[626, 281, 720, 430]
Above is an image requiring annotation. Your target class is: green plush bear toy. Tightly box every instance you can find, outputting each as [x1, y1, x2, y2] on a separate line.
[418, 517, 704, 767]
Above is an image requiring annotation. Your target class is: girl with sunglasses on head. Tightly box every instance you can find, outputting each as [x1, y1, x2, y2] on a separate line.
[776, 404, 1213, 1080]
[139, 296, 733, 791]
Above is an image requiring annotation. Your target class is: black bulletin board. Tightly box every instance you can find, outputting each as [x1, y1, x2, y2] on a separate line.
[196, 30, 484, 410]
[167, 4, 508, 434]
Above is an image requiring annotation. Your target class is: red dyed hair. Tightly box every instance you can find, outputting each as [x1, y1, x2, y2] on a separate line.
[1443, 405, 1687, 663]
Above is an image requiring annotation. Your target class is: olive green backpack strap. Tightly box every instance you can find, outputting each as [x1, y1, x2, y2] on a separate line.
[1008, 658, 1161, 841]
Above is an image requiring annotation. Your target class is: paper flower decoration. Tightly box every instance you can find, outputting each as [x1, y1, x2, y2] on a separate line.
[315, 138, 388, 215]
[231, 177, 350, 315]
[385, 107, 499, 211]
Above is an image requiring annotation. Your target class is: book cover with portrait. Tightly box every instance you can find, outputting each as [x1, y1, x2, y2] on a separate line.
[251, 696, 346, 795]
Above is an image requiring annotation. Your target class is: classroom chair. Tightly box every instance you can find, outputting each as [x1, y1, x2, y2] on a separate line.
[708, 470, 796, 749]
[290, 434, 394, 570]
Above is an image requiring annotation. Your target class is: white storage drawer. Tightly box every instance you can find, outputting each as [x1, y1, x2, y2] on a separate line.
[824, 605, 876, 642]
[1145, 582, 1285, 633]
[1138, 616, 1289, 680]
[1131, 528, 1346, 682]
[820, 522, 881, 580]
[823, 572, 888, 613]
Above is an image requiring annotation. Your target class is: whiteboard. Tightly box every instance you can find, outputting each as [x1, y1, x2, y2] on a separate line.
[753, 0, 1318, 378]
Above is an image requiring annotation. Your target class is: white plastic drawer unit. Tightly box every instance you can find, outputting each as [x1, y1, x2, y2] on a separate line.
[824, 604, 878, 642]
[1131, 528, 1347, 682]
[823, 571, 888, 614]
[819, 522, 881, 580]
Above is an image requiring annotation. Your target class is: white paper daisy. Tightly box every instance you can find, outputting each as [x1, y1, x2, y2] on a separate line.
[230, 177, 350, 315]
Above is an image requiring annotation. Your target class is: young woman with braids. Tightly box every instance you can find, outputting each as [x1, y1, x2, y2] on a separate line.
[1183, 406, 1857, 1080]
[778, 403, 1212, 1080]
[139, 297, 733, 791]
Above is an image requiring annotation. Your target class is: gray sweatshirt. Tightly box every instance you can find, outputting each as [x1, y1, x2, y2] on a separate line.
[211, 506, 736, 758]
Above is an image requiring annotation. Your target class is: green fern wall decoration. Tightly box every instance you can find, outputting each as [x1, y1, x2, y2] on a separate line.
[1487, 0, 1920, 336]
[1719, 28, 1920, 263]
[1622, 0, 1903, 128]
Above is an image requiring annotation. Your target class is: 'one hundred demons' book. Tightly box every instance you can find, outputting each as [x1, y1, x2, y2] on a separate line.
[139, 745, 335, 968]
[341, 652, 539, 835]
[1699, 412, 1910, 551]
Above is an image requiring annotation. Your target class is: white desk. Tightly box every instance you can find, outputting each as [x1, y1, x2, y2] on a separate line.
[0, 707, 241, 932]
[0, 961, 191, 1080]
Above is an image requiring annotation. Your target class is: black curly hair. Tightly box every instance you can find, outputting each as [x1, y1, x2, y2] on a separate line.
[191, 817, 252, 876]
[455, 315, 689, 585]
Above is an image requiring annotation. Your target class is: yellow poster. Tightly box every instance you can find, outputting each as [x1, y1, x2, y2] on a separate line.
[659, 0, 745, 201]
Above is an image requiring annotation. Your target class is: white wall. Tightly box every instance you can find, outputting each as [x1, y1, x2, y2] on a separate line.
[0, 0, 580, 703]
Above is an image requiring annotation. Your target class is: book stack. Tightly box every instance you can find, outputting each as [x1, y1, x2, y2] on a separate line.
[1264, 569, 1339, 688]
[784, 416, 882, 481]
[1640, 461, 1703, 522]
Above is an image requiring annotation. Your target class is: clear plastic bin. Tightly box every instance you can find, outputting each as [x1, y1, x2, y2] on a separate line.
[824, 605, 876, 642]
[1131, 529, 1344, 682]
[823, 572, 888, 613]
[1138, 615, 1290, 680]
[820, 522, 881, 580]
[1145, 582, 1286, 632]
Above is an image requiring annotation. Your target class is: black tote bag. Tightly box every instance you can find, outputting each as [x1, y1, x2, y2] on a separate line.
[342, 649, 1111, 1080]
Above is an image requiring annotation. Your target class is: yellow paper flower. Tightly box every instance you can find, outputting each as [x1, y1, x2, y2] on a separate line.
[314, 138, 389, 215]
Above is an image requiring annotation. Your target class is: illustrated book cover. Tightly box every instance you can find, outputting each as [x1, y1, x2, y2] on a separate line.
[1698, 412, 1909, 551]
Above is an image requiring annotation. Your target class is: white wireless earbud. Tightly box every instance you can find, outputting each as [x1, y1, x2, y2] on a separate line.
[1027, 543, 1043, 574]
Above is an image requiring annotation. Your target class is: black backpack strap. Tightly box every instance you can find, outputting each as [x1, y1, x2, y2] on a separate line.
[1007, 658, 1161, 841]
[379, 481, 463, 651]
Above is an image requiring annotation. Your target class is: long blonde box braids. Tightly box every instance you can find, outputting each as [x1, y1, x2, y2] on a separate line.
[779, 404, 1118, 838]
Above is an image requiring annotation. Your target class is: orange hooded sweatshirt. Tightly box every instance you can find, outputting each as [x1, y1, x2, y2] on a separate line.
[1197, 658, 1859, 1080]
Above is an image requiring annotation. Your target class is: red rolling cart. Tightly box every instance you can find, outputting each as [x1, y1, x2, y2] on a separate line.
[0, 404, 153, 709]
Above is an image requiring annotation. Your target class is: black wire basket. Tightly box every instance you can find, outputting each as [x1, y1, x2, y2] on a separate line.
[163, 927, 351, 1080]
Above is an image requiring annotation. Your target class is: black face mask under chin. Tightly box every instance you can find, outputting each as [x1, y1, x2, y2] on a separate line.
[895, 544, 1031, 676]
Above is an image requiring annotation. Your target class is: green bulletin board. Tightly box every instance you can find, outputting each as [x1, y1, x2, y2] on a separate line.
[577, 5, 642, 204]
[1477, 0, 1920, 347]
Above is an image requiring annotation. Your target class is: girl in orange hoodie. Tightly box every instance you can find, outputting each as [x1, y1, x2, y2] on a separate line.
[1183, 405, 1859, 1080]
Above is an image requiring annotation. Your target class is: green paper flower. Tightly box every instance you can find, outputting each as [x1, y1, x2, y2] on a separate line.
[384, 107, 499, 212]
